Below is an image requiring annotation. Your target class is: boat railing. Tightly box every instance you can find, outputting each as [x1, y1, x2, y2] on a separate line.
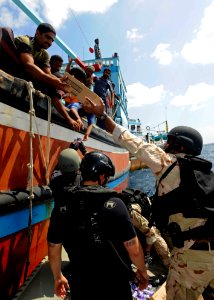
[0, 69, 123, 148]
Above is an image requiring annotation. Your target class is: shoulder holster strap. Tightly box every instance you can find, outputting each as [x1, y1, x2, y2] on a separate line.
[158, 161, 177, 184]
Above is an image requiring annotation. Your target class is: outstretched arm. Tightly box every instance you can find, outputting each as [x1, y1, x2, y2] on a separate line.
[65, 57, 73, 73]
[48, 242, 70, 299]
[84, 97, 116, 133]
[19, 52, 71, 93]
[84, 97, 170, 174]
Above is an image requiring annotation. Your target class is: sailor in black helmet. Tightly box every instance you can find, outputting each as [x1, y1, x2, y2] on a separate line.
[165, 126, 203, 155]
[48, 151, 148, 300]
[84, 100, 214, 300]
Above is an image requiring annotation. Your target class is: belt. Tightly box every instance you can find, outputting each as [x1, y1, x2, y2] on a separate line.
[190, 241, 214, 251]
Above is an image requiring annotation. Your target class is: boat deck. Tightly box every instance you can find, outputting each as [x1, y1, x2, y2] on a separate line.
[12, 248, 70, 300]
[12, 248, 167, 300]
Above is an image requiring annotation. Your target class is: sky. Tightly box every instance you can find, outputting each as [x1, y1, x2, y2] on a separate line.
[1, 0, 214, 144]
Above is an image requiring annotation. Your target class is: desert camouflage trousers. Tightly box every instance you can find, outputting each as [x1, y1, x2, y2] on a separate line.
[130, 206, 170, 268]
[166, 248, 214, 300]
[153, 227, 171, 268]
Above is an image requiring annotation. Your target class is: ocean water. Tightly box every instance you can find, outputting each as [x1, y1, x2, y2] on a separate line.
[128, 143, 214, 195]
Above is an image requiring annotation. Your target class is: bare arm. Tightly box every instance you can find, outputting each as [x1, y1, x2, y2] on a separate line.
[69, 107, 82, 123]
[19, 52, 71, 92]
[124, 236, 148, 290]
[111, 90, 114, 107]
[43, 66, 60, 78]
[69, 107, 84, 129]
[65, 57, 73, 73]
[52, 98, 81, 131]
[83, 123, 93, 141]
[48, 242, 69, 298]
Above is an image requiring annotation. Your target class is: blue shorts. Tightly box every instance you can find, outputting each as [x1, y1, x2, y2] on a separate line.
[67, 102, 95, 125]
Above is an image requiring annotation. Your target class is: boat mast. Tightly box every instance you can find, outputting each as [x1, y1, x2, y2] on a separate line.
[165, 120, 169, 133]
[12, 0, 86, 69]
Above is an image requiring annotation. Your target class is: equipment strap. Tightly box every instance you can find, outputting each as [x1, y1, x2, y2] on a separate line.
[158, 160, 177, 184]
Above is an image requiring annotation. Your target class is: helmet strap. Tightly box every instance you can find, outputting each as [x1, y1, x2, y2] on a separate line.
[98, 177, 102, 186]
[98, 174, 108, 186]
[165, 140, 183, 154]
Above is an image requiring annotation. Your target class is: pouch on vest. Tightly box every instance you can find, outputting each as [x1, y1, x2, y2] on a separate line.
[60, 185, 118, 248]
[119, 188, 152, 221]
[150, 155, 214, 233]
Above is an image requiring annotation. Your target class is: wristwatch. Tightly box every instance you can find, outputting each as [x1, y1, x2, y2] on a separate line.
[99, 111, 108, 121]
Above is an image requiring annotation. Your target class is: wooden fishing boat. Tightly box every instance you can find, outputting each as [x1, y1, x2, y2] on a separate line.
[0, 70, 130, 300]
[0, 6, 130, 298]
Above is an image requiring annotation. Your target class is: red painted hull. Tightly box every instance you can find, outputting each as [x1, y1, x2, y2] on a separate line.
[0, 103, 130, 299]
[0, 220, 50, 300]
[0, 124, 129, 192]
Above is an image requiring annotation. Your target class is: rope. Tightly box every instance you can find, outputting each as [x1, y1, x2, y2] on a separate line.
[45, 97, 51, 185]
[112, 98, 120, 119]
[32, 96, 52, 185]
[23, 83, 52, 281]
[24, 81, 35, 281]
[70, 9, 91, 48]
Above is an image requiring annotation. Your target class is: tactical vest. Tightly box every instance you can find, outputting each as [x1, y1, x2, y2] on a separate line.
[58, 185, 138, 279]
[150, 155, 214, 233]
[60, 185, 118, 247]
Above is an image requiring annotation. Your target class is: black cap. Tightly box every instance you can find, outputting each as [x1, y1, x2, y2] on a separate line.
[37, 23, 56, 35]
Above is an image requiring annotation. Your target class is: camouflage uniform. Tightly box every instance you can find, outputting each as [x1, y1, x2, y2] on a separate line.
[130, 204, 170, 268]
[112, 125, 214, 300]
[15, 35, 50, 69]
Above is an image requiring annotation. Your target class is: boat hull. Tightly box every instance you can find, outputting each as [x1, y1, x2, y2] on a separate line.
[0, 94, 130, 299]
[0, 102, 129, 191]
[0, 218, 50, 299]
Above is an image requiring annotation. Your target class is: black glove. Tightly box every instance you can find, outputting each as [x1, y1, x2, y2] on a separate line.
[78, 141, 87, 156]
[168, 219, 214, 248]
[181, 218, 214, 241]
[69, 140, 79, 151]
[69, 138, 87, 156]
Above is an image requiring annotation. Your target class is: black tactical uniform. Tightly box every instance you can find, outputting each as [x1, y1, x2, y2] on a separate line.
[48, 185, 136, 300]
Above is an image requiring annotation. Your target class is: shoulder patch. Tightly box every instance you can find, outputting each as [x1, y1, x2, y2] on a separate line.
[104, 200, 117, 209]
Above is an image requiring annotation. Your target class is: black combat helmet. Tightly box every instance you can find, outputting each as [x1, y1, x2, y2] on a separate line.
[80, 151, 115, 182]
[166, 126, 203, 156]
